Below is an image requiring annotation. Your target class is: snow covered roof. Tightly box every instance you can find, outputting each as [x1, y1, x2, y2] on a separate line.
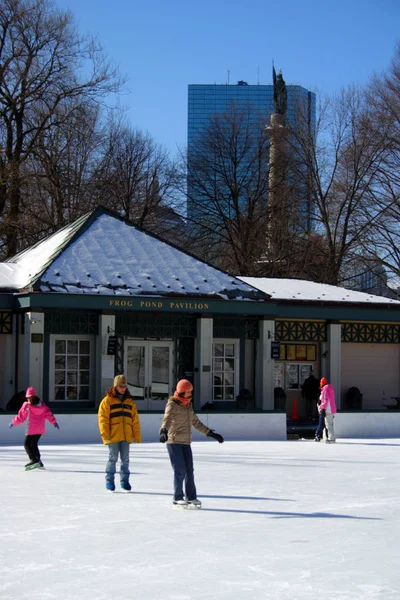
[239, 277, 400, 305]
[2, 207, 398, 308]
[3, 211, 92, 289]
[1, 208, 267, 301]
[0, 263, 27, 289]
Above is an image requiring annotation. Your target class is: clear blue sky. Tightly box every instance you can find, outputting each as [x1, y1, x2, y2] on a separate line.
[55, 0, 399, 158]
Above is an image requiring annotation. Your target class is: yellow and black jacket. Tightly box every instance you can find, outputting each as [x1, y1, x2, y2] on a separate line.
[98, 388, 141, 444]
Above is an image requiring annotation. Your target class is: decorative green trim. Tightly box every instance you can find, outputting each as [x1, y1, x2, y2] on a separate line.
[10, 292, 400, 321]
[16, 293, 271, 314]
[275, 320, 327, 342]
[0, 295, 14, 309]
[0, 311, 12, 333]
[272, 305, 400, 322]
[341, 322, 400, 343]
[44, 311, 99, 334]
[116, 313, 197, 338]
[213, 317, 259, 339]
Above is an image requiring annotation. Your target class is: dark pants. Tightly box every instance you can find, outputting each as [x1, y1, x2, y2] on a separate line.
[167, 444, 197, 502]
[24, 434, 41, 462]
[315, 414, 328, 440]
[306, 397, 318, 419]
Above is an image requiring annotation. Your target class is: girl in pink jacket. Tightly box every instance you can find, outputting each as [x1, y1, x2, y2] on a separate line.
[9, 387, 60, 470]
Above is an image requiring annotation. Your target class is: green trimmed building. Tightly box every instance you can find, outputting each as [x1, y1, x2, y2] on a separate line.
[1, 206, 400, 418]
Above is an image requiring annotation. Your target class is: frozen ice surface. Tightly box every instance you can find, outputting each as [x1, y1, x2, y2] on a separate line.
[0, 439, 399, 600]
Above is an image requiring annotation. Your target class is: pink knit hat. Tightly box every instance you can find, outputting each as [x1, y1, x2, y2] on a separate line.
[26, 387, 37, 397]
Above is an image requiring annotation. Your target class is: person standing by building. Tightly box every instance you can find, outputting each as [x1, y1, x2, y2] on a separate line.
[6, 390, 26, 412]
[159, 378, 224, 508]
[8, 387, 60, 470]
[98, 374, 141, 492]
[301, 373, 320, 419]
[315, 377, 337, 443]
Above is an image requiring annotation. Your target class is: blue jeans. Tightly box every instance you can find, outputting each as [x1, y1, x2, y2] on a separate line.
[167, 444, 197, 502]
[106, 441, 130, 485]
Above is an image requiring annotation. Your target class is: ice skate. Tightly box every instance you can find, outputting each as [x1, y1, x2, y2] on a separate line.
[25, 461, 40, 471]
[173, 499, 188, 508]
[186, 498, 202, 509]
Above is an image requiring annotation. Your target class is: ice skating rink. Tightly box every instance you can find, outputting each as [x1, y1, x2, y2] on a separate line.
[0, 439, 399, 600]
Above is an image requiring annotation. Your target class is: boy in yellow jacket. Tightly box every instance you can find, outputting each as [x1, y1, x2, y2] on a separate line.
[98, 374, 141, 492]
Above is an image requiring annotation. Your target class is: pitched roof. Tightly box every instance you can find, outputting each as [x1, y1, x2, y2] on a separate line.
[2, 207, 267, 301]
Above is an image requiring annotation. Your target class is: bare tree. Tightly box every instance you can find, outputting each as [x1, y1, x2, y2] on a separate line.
[180, 83, 397, 283]
[182, 104, 272, 274]
[18, 99, 104, 243]
[286, 86, 391, 285]
[358, 43, 400, 290]
[94, 117, 180, 237]
[0, 0, 122, 256]
[181, 100, 331, 277]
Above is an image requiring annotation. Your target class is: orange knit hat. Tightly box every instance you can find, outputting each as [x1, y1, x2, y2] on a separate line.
[175, 379, 193, 395]
[320, 377, 328, 387]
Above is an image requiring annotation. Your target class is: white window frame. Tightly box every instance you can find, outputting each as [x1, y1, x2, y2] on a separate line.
[212, 338, 240, 401]
[49, 334, 96, 403]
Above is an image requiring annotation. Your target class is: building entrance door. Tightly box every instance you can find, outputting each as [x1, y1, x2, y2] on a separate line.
[125, 341, 173, 410]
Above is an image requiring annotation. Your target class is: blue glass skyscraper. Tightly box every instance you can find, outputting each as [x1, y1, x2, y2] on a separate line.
[187, 81, 316, 226]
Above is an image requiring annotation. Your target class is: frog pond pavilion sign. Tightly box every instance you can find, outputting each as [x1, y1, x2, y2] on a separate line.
[108, 299, 210, 311]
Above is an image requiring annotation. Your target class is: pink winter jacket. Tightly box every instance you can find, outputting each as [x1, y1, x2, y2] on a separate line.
[320, 384, 337, 414]
[12, 401, 57, 435]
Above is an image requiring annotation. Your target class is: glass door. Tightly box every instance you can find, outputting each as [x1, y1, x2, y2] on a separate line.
[125, 341, 173, 410]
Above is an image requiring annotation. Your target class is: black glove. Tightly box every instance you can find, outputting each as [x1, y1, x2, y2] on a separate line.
[207, 430, 224, 443]
[159, 428, 168, 443]
[320, 408, 326, 417]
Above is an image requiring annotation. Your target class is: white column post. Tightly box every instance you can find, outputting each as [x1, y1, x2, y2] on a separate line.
[257, 319, 275, 410]
[23, 312, 44, 397]
[195, 317, 213, 410]
[327, 322, 342, 408]
[0, 315, 17, 408]
[99, 314, 116, 403]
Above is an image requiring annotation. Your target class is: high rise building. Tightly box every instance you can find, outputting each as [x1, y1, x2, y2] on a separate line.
[187, 81, 316, 227]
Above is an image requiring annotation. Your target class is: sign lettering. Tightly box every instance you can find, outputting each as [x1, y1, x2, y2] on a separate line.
[108, 299, 209, 311]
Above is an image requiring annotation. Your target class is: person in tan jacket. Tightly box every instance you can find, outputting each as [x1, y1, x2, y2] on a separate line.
[98, 374, 141, 492]
[159, 379, 224, 507]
